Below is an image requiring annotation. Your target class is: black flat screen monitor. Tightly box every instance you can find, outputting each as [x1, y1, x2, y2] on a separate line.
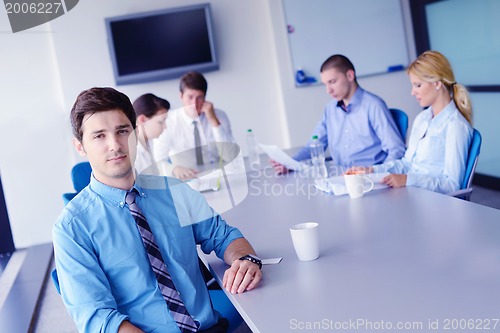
[105, 3, 218, 85]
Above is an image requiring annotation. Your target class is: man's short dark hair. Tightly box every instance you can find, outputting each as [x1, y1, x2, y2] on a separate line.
[179, 71, 208, 95]
[70, 87, 136, 142]
[132, 93, 170, 118]
[320, 54, 356, 75]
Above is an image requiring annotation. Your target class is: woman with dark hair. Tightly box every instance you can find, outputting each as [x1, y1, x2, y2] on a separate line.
[132, 93, 170, 175]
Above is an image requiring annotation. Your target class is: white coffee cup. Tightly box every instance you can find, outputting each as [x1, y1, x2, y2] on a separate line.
[290, 222, 320, 261]
[344, 173, 374, 199]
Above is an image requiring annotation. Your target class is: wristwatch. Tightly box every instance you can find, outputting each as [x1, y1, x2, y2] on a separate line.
[239, 254, 262, 269]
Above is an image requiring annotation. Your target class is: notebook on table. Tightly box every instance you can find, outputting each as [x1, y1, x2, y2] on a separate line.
[187, 170, 222, 192]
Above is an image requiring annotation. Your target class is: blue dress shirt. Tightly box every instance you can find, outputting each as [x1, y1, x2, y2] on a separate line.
[53, 174, 243, 332]
[293, 87, 406, 167]
[373, 101, 473, 194]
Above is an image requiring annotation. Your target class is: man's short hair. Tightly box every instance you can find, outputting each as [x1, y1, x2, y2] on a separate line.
[70, 87, 136, 142]
[179, 71, 208, 95]
[320, 54, 356, 75]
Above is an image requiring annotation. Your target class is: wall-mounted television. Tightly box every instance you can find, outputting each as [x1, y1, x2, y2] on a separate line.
[105, 3, 218, 85]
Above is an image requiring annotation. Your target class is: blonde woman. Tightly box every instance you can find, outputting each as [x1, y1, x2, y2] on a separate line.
[349, 50, 473, 194]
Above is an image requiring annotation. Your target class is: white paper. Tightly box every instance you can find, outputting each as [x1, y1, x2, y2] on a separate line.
[259, 144, 305, 171]
[261, 257, 283, 265]
[315, 172, 390, 196]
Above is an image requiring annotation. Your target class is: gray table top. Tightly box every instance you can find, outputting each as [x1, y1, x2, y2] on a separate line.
[201, 166, 500, 332]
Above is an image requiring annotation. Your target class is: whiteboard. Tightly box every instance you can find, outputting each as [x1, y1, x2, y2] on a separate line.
[283, 0, 410, 86]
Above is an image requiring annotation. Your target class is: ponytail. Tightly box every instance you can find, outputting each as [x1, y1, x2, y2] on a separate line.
[450, 82, 473, 125]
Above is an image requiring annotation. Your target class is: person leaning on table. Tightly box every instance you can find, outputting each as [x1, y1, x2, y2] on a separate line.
[153, 71, 236, 181]
[348, 50, 473, 194]
[272, 54, 406, 174]
[53, 87, 262, 333]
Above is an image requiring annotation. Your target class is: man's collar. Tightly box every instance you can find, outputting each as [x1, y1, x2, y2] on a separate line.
[180, 107, 204, 125]
[89, 175, 130, 206]
[337, 87, 363, 112]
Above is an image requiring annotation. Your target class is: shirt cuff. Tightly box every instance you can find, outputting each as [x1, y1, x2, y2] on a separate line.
[406, 173, 417, 187]
[211, 125, 225, 142]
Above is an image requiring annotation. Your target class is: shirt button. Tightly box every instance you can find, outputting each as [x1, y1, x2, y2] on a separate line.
[119, 202, 124, 207]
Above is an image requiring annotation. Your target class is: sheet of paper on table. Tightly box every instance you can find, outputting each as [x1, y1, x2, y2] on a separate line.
[259, 144, 306, 171]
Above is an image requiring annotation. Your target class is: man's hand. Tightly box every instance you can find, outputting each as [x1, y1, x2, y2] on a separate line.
[200, 101, 220, 127]
[270, 159, 289, 175]
[223, 259, 262, 294]
[172, 166, 197, 180]
[382, 173, 407, 188]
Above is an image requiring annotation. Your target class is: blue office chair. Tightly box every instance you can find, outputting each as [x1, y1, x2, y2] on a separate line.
[71, 161, 92, 192]
[447, 128, 482, 201]
[62, 161, 92, 204]
[389, 108, 409, 141]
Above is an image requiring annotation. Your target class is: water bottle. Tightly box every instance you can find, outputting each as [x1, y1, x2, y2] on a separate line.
[246, 129, 260, 169]
[309, 135, 327, 178]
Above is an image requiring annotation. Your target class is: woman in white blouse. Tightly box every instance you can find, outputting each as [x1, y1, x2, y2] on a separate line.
[132, 93, 169, 175]
[350, 50, 473, 194]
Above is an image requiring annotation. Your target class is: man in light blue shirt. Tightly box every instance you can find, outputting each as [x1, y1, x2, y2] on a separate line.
[53, 87, 262, 333]
[273, 54, 405, 172]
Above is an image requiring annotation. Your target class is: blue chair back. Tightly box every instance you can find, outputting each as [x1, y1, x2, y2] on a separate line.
[62, 192, 77, 205]
[71, 162, 92, 192]
[62, 162, 92, 204]
[389, 108, 409, 141]
[462, 129, 482, 190]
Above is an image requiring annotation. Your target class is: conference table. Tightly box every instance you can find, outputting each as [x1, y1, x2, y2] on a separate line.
[200, 161, 500, 332]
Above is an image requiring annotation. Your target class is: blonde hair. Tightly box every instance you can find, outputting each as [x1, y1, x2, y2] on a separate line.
[407, 50, 473, 124]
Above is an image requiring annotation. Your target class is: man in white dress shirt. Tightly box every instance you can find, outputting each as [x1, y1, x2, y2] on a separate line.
[153, 71, 236, 180]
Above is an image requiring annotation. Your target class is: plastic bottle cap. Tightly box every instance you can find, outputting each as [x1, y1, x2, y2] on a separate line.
[247, 129, 252, 132]
[312, 135, 318, 140]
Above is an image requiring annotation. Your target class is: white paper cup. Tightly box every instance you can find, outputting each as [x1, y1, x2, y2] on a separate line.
[290, 222, 320, 261]
[344, 173, 374, 199]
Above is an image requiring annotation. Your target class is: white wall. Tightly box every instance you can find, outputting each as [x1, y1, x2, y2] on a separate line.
[0, 14, 72, 248]
[50, 0, 286, 153]
[0, 0, 421, 248]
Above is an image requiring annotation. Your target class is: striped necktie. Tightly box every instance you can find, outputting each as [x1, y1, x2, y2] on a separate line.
[125, 190, 198, 332]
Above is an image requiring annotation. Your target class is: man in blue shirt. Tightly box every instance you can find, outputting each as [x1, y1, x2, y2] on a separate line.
[53, 87, 262, 333]
[272, 54, 405, 172]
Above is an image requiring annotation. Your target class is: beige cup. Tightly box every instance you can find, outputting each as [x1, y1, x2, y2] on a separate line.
[290, 222, 320, 261]
[344, 173, 374, 199]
